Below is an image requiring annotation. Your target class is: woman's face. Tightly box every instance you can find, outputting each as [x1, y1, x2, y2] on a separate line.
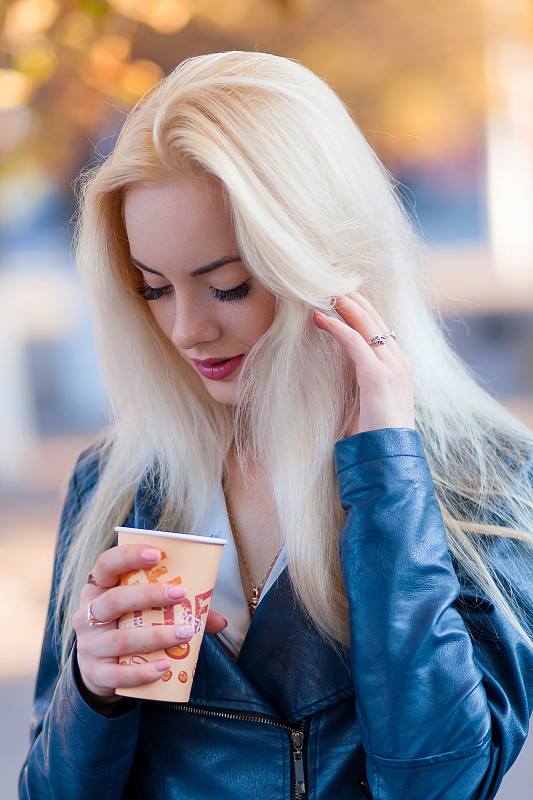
[124, 175, 276, 405]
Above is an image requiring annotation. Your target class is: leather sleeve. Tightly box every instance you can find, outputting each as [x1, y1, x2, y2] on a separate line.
[333, 428, 533, 800]
[19, 448, 141, 800]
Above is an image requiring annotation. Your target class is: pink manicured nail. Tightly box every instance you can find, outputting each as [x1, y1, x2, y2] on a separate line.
[167, 584, 187, 599]
[141, 548, 161, 562]
[221, 616, 228, 629]
[155, 659, 171, 672]
[175, 625, 194, 639]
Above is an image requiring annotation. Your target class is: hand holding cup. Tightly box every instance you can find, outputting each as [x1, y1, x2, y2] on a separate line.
[74, 538, 226, 702]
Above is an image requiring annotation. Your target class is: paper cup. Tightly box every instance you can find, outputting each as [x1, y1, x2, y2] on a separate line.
[114, 526, 226, 702]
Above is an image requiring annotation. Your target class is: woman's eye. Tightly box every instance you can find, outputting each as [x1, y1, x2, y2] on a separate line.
[137, 280, 251, 303]
[211, 281, 251, 302]
[137, 283, 173, 301]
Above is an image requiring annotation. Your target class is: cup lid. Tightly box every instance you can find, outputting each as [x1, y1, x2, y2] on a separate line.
[114, 526, 227, 545]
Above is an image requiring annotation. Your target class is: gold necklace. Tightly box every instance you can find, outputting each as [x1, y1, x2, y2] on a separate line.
[226, 505, 283, 617]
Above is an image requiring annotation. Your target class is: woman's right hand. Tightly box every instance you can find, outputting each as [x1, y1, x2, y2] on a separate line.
[73, 545, 226, 701]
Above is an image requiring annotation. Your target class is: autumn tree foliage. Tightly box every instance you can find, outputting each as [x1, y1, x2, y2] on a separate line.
[1, 0, 527, 189]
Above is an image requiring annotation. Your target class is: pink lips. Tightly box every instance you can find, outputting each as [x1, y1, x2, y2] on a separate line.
[191, 355, 245, 380]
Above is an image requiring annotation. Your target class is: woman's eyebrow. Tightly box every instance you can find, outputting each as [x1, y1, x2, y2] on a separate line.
[129, 255, 241, 277]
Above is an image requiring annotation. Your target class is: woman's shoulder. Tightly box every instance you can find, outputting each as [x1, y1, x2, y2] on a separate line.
[71, 440, 106, 492]
[60, 438, 109, 528]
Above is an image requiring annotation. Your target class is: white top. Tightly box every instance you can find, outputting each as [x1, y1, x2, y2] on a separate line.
[200, 487, 286, 658]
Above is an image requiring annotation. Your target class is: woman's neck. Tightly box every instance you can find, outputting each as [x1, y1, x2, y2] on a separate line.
[223, 448, 283, 606]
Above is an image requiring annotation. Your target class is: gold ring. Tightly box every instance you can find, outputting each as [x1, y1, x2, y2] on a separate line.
[87, 599, 108, 627]
[86, 571, 99, 586]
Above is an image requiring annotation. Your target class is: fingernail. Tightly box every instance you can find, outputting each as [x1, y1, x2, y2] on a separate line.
[167, 584, 187, 599]
[221, 616, 228, 629]
[142, 548, 160, 562]
[155, 659, 171, 672]
[175, 625, 194, 639]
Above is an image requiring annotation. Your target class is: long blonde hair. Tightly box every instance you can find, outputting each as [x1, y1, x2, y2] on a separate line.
[58, 51, 533, 664]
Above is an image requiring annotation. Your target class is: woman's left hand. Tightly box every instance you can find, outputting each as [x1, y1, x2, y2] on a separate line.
[313, 292, 415, 436]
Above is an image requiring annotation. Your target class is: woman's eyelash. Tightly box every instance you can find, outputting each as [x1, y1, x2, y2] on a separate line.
[211, 281, 251, 302]
[137, 283, 173, 301]
[137, 280, 251, 303]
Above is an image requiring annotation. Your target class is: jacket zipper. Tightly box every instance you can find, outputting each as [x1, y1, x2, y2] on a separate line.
[165, 703, 307, 799]
[291, 725, 306, 799]
[357, 776, 372, 799]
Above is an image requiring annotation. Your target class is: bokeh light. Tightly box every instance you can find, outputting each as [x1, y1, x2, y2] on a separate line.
[107, 0, 193, 33]
[0, 68, 35, 110]
[4, 0, 60, 40]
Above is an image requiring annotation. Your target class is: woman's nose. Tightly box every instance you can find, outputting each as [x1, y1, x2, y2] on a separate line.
[170, 298, 221, 352]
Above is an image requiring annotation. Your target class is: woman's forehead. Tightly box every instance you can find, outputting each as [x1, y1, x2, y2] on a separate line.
[124, 176, 239, 277]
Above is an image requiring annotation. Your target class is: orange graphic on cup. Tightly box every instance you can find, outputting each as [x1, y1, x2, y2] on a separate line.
[115, 527, 226, 703]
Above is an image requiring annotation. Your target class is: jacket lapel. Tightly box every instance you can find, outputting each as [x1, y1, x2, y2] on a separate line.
[237, 570, 354, 724]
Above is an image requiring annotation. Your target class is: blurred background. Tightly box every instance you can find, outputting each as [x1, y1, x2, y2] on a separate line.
[1, 0, 532, 797]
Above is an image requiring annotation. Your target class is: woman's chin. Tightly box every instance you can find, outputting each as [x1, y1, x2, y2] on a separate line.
[199, 376, 239, 406]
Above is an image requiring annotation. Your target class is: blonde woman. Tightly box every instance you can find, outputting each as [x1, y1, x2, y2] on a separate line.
[21, 52, 533, 800]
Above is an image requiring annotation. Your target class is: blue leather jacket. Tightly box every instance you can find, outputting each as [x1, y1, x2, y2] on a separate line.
[20, 429, 533, 799]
